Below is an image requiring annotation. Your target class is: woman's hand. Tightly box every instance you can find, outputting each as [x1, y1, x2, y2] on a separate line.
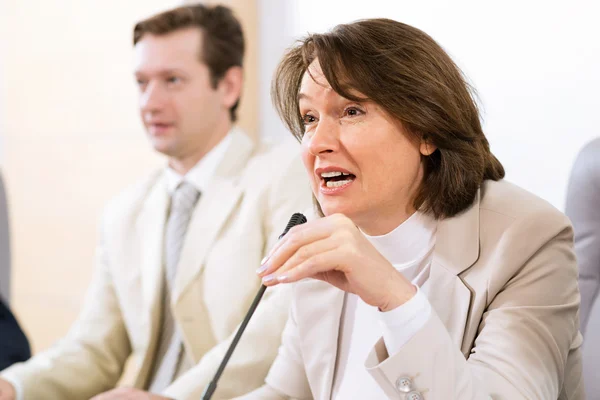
[257, 214, 417, 311]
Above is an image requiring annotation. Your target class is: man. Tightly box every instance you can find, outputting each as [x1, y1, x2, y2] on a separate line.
[566, 138, 600, 335]
[0, 4, 310, 400]
[0, 297, 31, 372]
[565, 138, 600, 398]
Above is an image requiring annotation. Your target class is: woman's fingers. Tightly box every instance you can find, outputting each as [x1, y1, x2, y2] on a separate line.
[261, 238, 339, 285]
[273, 249, 342, 284]
[258, 218, 335, 277]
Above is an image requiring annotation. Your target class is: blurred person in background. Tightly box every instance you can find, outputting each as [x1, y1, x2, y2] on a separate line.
[565, 138, 600, 399]
[0, 172, 31, 373]
[0, 4, 310, 400]
[0, 297, 30, 372]
[240, 18, 583, 400]
[566, 138, 600, 335]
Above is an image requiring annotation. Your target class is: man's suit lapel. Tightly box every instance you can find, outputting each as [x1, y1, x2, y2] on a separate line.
[427, 189, 481, 351]
[172, 130, 255, 305]
[135, 174, 169, 386]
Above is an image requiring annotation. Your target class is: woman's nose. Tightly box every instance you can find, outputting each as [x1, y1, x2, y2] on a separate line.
[307, 117, 339, 156]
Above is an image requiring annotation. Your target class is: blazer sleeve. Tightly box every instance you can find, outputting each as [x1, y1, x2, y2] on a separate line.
[0, 215, 132, 400]
[565, 138, 600, 333]
[364, 217, 582, 399]
[162, 151, 313, 400]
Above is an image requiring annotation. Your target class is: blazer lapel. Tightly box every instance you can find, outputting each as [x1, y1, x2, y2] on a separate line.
[172, 130, 255, 305]
[296, 281, 345, 400]
[427, 189, 481, 351]
[135, 173, 169, 386]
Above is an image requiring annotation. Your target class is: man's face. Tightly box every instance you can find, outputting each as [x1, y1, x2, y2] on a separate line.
[134, 28, 235, 161]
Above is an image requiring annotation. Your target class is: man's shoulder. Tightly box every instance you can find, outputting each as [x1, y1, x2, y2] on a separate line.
[247, 136, 302, 169]
[236, 135, 305, 191]
[570, 137, 600, 184]
[102, 169, 165, 220]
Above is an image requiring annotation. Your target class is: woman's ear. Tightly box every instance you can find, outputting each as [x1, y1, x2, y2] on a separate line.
[420, 137, 437, 156]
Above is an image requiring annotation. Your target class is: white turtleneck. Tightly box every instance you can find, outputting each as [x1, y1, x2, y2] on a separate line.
[332, 211, 437, 400]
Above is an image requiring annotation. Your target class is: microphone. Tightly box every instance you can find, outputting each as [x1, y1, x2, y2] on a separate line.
[201, 212, 307, 400]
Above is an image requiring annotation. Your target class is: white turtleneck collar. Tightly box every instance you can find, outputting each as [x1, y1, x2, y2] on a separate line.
[362, 211, 437, 267]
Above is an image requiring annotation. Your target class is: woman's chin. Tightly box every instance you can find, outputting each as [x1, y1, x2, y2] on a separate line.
[319, 200, 360, 219]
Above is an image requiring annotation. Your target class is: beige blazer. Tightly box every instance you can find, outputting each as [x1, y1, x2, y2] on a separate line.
[1, 130, 313, 400]
[241, 180, 584, 400]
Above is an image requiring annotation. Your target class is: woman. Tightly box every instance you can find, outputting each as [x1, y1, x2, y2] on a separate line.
[243, 19, 583, 399]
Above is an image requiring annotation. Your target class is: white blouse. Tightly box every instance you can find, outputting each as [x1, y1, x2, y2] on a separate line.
[332, 211, 437, 399]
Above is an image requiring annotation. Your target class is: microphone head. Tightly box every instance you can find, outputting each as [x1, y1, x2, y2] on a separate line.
[279, 213, 307, 239]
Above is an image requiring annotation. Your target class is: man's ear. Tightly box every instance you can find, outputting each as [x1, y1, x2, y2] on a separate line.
[218, 66, 243, 109]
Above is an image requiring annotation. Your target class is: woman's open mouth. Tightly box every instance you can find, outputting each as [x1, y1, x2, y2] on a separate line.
[320, 171, 356, 188]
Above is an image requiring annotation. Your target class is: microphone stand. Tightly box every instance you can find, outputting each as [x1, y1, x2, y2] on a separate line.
[201, 213, 307, 400]
[201, 285, 267, 399]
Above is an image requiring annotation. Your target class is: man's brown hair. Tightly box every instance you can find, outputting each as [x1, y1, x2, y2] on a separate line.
[273, 18, 504, 219]
[133, 4, 244, 121]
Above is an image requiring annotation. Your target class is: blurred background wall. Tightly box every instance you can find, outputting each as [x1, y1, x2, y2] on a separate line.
[1, 0, 599, 392]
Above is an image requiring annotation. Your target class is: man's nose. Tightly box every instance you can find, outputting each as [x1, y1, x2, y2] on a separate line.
[140, 81, 166, 113]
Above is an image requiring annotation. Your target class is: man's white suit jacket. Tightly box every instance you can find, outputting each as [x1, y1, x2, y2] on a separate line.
[1, 129, 313, 400]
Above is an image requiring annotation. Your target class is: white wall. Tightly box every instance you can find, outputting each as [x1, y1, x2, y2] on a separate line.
[260, 0, 600, 210]
[258, 0, 297, 142]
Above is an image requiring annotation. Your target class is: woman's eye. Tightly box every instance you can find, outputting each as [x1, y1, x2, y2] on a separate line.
[166, 76, 181, 84]
[344, 107, 363, 117]
[302, 114, 316, 125]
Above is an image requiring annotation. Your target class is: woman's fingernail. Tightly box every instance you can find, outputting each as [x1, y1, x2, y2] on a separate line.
[277, 275, 288, 282]
[256, 264, 268, 274]
[260, 256, 269, 265]
[262, 274, 276, 283]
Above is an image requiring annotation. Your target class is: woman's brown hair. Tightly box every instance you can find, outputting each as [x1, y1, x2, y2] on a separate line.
[273, 18, 504, 219]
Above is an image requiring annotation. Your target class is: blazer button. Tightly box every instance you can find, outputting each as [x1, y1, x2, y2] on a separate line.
[395, 376, 413, 393]
[406, 391, 423, 400]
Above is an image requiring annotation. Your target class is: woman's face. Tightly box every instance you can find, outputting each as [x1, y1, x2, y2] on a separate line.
[299, 61, 435, 235]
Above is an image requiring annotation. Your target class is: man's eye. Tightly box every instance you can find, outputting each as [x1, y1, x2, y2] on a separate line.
[302, 114, 316, 125]
[166, 76, 181, 84]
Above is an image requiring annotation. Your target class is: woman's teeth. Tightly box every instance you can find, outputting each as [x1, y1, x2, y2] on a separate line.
[326, 179, 353, 188]
[321, 171, 350, 178]
[320, 171, 355, 188]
